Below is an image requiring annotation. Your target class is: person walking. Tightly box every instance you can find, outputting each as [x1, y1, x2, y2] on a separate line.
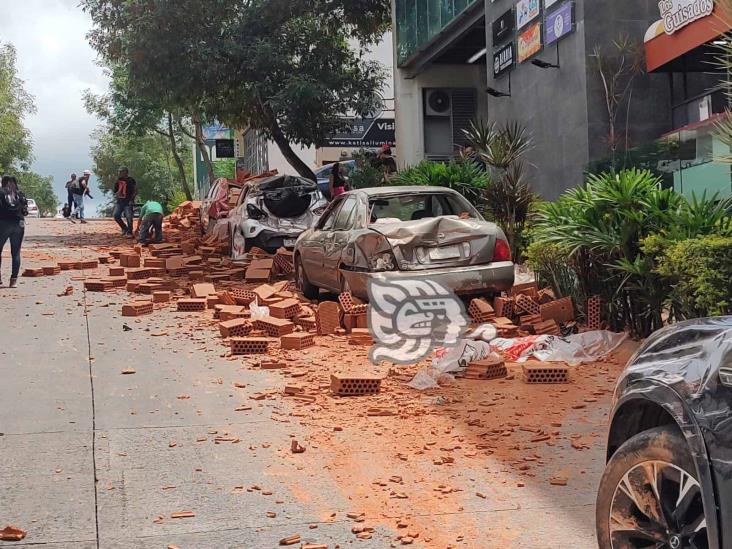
[136, 200, 164, 245]
[0, 175, 28, 288]
[69, 172, 87, 223]
[113, 166, 137, 238]
[328, 162, 347, 200]
[64, 173, 77, 222]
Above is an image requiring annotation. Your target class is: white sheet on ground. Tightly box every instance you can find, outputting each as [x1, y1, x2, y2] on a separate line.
[529, 330, 627, 366]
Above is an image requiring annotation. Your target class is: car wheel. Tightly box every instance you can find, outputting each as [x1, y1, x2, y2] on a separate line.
[295, 255, 319, 300]
[596, 426, 708, 549]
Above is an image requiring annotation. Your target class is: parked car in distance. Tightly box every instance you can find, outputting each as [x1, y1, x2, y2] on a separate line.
[26, 199, 40, 218]
[293, 186, 514, 300]
[229, 174, 327, 258]
[314, 159, 357, 199]
[596, 316, 732, 549]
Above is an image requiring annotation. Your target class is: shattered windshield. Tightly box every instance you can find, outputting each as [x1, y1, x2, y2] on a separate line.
[368, 193, 478, 224]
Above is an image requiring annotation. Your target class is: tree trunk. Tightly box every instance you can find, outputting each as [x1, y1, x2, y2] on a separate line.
[192, 112, 215, 184]
[167, 113, 193, 201]
[259, 102, 316, 181]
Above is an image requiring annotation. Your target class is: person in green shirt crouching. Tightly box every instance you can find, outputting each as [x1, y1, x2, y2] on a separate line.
[136, 200, 164, 245]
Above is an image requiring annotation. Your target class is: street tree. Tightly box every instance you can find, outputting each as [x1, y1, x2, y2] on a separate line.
[81, 0, 389, 181]
[15, 171, 58, 216]
[90, 129, 193, 214]
[84, 65, 195, 200]
[0, 42, 35, 172]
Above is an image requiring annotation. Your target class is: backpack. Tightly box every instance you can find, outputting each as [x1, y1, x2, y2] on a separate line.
[62, 203, 72, 218]
[0, 189, 28, 218]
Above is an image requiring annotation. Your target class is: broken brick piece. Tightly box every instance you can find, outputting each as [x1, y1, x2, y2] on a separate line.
[510, 282, 539, 298]
[177, 298, 207, 312]
[522, 362, 570, 384]
[515, 294, 541, 316]
[463, 358, 507, 380]
[468, 298, 495, 322]
[219, 319, 252, 338]
[143, 257, 166, 268]
[540, 296, 574, 324]
[252, 283, 277, 302]
[330, 372, 382, 396]
[231, 287, 257, 305]
[109, 266, 126, 277]
[191, 283, 216, 298]
[230, 337, 270, 355]
[22, 268, 44, 277]
[57, 261, 77, 271]
[280, 332, 314, 350]
[121, 301, 154, 317]
[245, 267, 271, 282]
[42, 265, 61, 275]
[534, 319, 561, 336]
[0, 525, 27, 541]
[493, 296, 515, 319]
[84, 279, 114, 292]
[316, 301, 342, 335]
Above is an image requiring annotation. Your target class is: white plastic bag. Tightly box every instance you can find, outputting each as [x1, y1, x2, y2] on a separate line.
[249, 301, 269, 319]
[530, 330, 627, 366]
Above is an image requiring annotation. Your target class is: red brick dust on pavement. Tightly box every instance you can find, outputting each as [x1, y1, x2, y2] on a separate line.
[11, 214, 639, 548]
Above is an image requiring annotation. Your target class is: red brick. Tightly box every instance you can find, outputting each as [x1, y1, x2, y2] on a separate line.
[176, 298, 207, 312]
[253, 284, 277, 302]
[515, 294, 541, 316]
[587, 295, 602, 330]
[122, 301, 153, 316]
[152, 290, 171, 303]
[280, 332, 314, 350]
[231, 287, 257, 305]
[58, 261, 77, 270]
[463, 358, 507, 380]
[143, 258, 166, 268]
[540, 296, 574, 324]
[330, 373, 382, 396]
[219, 318, 252, 338]
[269, 298, 301, 319]
[316, 301, 342, 335]
[42, 266, 61, 275]
[253, 316, 295, 337]
[120, 254, 141, 268]
[230, 337, 270, 355]
[84, 279, 114, 292]
[22, 268, 44, 277]
[245, 268, 271, 282]
[109, 267, 126, 277]
[191, 283, 216, 298]
[522, 362, 569, 384]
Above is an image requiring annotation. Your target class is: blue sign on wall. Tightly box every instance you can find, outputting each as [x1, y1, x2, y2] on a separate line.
[545, 2, 574, 46]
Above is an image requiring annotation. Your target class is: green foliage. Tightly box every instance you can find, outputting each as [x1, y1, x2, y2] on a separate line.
[213, 158, 236, 180]
[0, 42, 35, 172]
[463, 120, 532, 170]
[14, 171, 58, 216]
[654, 235, 732, 318]
[349, 150, 384, 190]
[81, 0, 390, 179]
[531, 168, 732, 337]
[390, 159, 490, 205]
[90, 129, 193, 211]
[524, 241, 580, 302]
[166, 187, 189, 214]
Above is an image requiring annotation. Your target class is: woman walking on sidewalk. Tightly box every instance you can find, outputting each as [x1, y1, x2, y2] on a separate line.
[0, 175, 28, 288]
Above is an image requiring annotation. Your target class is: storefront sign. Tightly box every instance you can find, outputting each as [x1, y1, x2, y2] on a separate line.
[493, 9, 514, 45]
[516, 0, 540, 29]
[215, 139, 235, 158]
[493, 42, 515, 78]
[659, 0, 714, 35]
[518, 22, 542, 62]
[545, 1, 574, 45]
[323, 117, 395, 148]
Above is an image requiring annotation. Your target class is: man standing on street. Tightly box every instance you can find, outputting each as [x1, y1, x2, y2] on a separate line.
[64, 173, 77, 223]
[70, 173, 88, 224]
[113, 166, 137, 238]
[136, 200, 164, 245]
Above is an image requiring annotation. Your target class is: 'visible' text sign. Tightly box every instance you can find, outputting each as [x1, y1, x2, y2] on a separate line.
[659, 0, 714, 35]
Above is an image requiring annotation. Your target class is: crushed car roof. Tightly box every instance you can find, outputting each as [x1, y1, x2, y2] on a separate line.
[347, 186, 465, 197]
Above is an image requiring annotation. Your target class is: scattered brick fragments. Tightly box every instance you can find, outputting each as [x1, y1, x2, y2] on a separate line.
[463, 358, 507, 380]
[191, 283, 216, 298]
[21, 268, 44, 277]
[468, 298, 495, 322]
[269, 298, 301, 319]
[42, 265, 61, 275]
[120, 254, 140, 268]
[84, 279, 114, 292]
[515, 293, 541, 316]
[253, 316, 295, 337]
[0, 525, 26, 541]
[540, 296, 574, 324]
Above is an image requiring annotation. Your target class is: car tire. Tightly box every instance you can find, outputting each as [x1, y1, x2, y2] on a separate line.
[295, 255, 319, 300]
[596, 425, 708, 549]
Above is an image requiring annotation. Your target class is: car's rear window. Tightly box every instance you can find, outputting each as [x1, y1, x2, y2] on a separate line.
[368, 193, 477, 223]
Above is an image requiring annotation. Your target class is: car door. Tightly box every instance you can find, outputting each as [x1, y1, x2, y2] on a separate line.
[300, 197, 344, 286]
[321, 196, 359, 291]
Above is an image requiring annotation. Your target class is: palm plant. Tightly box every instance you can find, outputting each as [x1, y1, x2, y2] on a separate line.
[463, 120, 535, 258]
[390, 158, 490, 205]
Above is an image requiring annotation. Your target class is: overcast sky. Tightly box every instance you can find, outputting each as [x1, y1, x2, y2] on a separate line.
[0, 0, 109, 214]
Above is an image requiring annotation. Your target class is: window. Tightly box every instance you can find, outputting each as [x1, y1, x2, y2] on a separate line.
[333, 197, 357, 230]
[319, 199, 344, 230]
[368, 193, 478, 223]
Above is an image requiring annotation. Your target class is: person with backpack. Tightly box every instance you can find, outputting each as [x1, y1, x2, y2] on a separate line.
[69, 172, 88, 224]
[0, 175, 28, 288]
[113, 166, 137, 238]
[64, 173, 78, 223]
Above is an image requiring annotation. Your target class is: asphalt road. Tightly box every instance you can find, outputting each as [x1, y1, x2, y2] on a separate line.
[0, 219, 621, 548]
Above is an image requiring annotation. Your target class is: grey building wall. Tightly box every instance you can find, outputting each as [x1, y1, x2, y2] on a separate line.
[484, 0, 672, 199]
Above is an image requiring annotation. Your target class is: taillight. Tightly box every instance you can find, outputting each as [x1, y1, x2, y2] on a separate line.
[492, 238, 512, 262]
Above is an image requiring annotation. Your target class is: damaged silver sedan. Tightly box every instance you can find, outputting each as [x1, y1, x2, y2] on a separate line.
[293, 186, 515, 300]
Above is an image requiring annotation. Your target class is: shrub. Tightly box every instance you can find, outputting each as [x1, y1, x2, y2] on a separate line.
[653, 235, 732, 318]
[390, 159, 490, 205]
[524, 240, 580, 302]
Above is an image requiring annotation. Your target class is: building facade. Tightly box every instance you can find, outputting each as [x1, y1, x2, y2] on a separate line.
[392, 0, 731, 199]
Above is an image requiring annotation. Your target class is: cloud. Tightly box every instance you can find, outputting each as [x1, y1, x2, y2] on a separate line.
[0, 0, 109, 214]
